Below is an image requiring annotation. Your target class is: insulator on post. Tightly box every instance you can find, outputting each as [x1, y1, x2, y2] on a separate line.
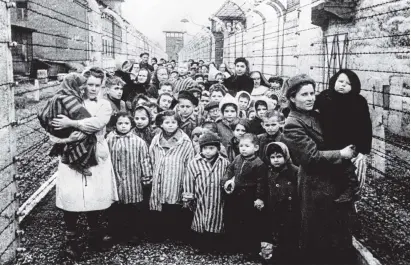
[6, 1, 16, 8]
[14, 192, 21, 199]
[13, 174, 21, 181]
[16, 230, 25, 237]
[16, 247, 26, 253]
[310, 66, 314, 70]
[12, 156, 20, 163]
[8, 41, 18, 48]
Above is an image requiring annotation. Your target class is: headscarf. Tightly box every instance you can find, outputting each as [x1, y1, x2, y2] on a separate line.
[57, 72, 87, 101]
[264, 142, 293, 165]
[250, 71, 271, 88]
[329, 69, 361, 96]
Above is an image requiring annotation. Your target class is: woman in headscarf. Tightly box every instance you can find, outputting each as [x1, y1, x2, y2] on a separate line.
[223, 57, 254, 97]
[282, 74, 359, 264]
[146, 66, 169, 99]
[50, 67, 118, 260]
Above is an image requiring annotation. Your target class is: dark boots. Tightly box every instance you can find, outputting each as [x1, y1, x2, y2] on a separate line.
[63, 230, 81, 261]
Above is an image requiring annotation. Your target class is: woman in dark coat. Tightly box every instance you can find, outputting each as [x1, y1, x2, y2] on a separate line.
[282, 74, 359, 264]
[122, 68, 151, 110]
[223, 57, 254, 97]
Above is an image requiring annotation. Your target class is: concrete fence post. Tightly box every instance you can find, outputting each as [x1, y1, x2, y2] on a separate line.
[0, 1, 19, 264]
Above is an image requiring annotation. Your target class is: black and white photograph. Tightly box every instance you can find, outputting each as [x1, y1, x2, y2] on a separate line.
[0, 0, 409, 264]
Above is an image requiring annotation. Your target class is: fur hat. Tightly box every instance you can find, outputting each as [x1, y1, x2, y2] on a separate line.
[199, 131, 221, 149]
[285, 74, 316, 100]
[204, 101, 219, 111]
[178, 90, 199, 106]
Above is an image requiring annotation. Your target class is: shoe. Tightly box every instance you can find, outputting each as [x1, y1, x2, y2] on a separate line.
[63, 230, 81, 261]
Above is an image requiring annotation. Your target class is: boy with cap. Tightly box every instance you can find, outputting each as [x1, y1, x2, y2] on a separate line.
[177, 90, 204, 137]
[183, 132, 230, 253]
[204, 101, 221, 122]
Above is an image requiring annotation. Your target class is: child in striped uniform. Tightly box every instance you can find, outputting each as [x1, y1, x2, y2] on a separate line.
[183, 132, 230, 253]
[149, 110, 195, 241]
[106, 112, 152, 245]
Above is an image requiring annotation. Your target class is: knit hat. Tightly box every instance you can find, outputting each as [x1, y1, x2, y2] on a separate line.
[284, 74, 316, 100]
[178, 90, 199, 106]
[205, 101, 219, 111]
[219, 94, 239, 114]
[199, 131, 221, 149]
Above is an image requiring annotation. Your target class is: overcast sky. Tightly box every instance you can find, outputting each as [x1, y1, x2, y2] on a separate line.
[122, 0, 225, 49]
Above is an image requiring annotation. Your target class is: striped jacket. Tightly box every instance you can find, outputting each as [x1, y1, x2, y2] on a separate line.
[183, 154, 230, 233]
[149, 129, 195, 211]
[107, 131, 152, 204]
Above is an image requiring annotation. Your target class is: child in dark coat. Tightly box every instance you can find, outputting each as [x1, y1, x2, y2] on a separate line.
[227, 119, 250, 162]
[315, 69, 372, 202]
[261, 142, 300, 264]
[222, 134, 267, 256]
[257, 110, 285, 162]
[249, 99, 269, 135]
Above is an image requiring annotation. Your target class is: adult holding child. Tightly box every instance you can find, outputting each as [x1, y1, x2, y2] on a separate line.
[50, 67, 118, 260]
[282, 74, 359, 264]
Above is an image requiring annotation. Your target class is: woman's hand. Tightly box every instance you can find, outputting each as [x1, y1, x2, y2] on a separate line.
[51, 115, 75, 130]
[340, 145, 358, 159]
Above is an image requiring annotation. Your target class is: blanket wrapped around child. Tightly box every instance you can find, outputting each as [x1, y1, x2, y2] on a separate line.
[38, 73, 97, 169]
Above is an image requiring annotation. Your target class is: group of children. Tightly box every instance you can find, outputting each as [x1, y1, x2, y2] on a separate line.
[41, 57, 371, 263]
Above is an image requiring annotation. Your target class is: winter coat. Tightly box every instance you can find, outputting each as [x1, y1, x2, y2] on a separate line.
[226, 137, 240, 163]
[221, 154, 267, 244]
[315, 69, 372, 154]
[106, 131, 152, 204]
[183, 154, 230, 233]
[216, 117, 239, 150]
[178, 113, 204, 138]
[132, 127, 155, 147]
[249, 116, 265, 135]
[149, 129, 195, 211]
[139, 62, 154, 72]
[257, 131, 284, 162]
[263, 142, 300, 248]
[224, 75, 254, 97]
[283, 109, 356, 260]
[55, 99, 118, 212]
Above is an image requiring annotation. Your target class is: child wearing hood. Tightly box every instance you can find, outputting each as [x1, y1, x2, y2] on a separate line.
[235, 91, 252, 119]
[183, 132, 230, 253]
[215, 95, 241, 150]
[315, 69, 372, 203]
[261, 142, 300, 264]
[132, 105, 156, 146]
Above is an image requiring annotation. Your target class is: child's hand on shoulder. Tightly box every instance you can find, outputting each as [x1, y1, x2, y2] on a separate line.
[254, 199, 264, 210]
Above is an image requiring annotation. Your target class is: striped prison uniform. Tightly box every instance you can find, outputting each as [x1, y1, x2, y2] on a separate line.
[183, 154, 230, 233]
[107, 131, 152, 204]
[173, 75, 196, 96]
[149, 129, 195, 211]
[38, 89, 98, 168]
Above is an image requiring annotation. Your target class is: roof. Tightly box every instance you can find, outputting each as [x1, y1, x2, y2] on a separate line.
[213, 0, 246, 20]
[11, 24, 37, 33]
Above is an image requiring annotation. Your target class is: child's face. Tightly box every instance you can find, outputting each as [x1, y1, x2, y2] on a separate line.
[157, 68, 169, 83]
[192, 91, 201, 99]
[134, 109, 150, 129]
[159, 95, 173, 110]
[170, 73, 178, 80]
[262, 117, 281, 135]
[178, 64, 189, 76]
[270, 81, 281, 90]
[137, 98, 148, 106]
[159, 85, 173, 95]
[233, 124, 246, 139]
[200, 96, 210, 106]
[223, 106, 237, 122]
[116, 116, 132, 134]
[195, 77, 204, 83]
[256, 105, 268, 118]
[272, 99, 278, 108]
[108, 86, 123, 100]
[239, 138, 258, 157]
[238, 97, 249, 111]
[211, 91, 224, 102]
[202, 145, 219, 159]
[216, 74, 224, 84]
[270, 152, 285, 168]
[248, 111, 256, 120]
[208, 108, 220, 121]
[161, 116, 178, 133]
[334, 73, 352, 94]
[178, 99, 194, 118]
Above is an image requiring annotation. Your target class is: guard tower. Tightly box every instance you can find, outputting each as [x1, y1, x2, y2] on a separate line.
[163, 31, 185, 62]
